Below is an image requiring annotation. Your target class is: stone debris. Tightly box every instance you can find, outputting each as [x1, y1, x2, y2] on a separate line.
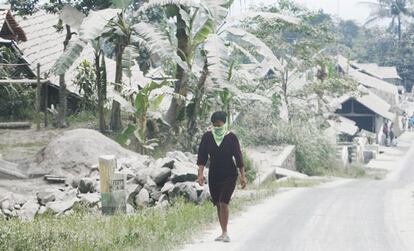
[17, 199, 39, 221]
[151, 167, 171, 185]
[78, 178, 96, 193]
[135, 188, 150, 208]
[46, 198, 79, 215]
[36, 191, 56, 206]
[1, 130, 211, 221]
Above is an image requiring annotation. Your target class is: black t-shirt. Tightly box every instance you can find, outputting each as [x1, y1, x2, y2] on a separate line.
[197, 131, 244, 184]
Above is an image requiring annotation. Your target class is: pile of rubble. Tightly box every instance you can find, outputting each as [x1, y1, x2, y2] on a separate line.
[0, 129, 210, 221]
[0, 151, 210, 221]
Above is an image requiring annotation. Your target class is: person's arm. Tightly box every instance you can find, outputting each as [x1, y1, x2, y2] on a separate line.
[233, 134, 247, 189]
[197, 165, 205, 186]
[197, 134, 208, 186]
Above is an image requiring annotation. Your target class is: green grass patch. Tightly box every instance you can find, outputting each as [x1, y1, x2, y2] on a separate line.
[320, 164, 387, 180]
[0, 176, 327, 251]
[67, 111, 98, 126]
[0, 200, 216, 251]
[258, 177, 326, 191]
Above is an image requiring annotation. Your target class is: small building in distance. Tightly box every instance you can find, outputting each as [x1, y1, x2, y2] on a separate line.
[332, 87, 395, 134]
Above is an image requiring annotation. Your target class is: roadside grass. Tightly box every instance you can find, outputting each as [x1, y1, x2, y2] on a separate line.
[321, 165, 387, 180]
[0, 177, 324, 251]
[67, 111, 98, 127]
[257, 177, 326, 191]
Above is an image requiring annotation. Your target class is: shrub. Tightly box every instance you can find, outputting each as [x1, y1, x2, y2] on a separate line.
[234, 107, 337, 176]
[0, 85, 36, 121]
[242, 150, 257, 183]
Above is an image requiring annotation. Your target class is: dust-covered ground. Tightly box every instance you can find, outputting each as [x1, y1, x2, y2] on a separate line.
[0, 127, 65, 164]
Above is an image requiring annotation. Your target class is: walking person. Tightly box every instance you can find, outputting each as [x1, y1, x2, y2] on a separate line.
[401, 115, 407, 131]
[197, 111, 247, 243]
[389, 123, 395, 146]
[383, 121, 389, 146]
[410, 114, 414, 132]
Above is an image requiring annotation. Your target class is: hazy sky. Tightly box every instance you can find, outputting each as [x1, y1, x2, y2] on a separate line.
[0, 0, 375, 24]
[231, 0, 375, 24]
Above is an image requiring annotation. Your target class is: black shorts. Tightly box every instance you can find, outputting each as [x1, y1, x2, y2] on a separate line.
[209, 178, 237, 206]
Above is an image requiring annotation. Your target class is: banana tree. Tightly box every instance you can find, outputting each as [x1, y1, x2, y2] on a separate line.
[136, 0, 231, 127]
[92, 38, 108, 132]
[105, 10, 136, 132]
[117, 81, 167, 153]
[52, 6, 123, 131]
[135, 1, 297, 133]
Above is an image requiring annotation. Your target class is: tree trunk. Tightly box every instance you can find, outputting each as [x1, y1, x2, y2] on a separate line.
[56, 24, 73, 128]
[282, 69, 291, 122]
[398, 15, 402, 43]
[165, 6, 190, 126]
[95, 49, 107, 133]
[109, 38, 126, 131]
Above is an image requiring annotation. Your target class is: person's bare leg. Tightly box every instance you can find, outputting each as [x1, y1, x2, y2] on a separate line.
[216, 204, 223, 231]
[219, 203, 229, 235]
[215, 204, 225, 241]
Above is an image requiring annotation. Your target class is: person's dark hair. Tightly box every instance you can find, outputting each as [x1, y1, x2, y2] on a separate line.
[211, 111, 227, 123]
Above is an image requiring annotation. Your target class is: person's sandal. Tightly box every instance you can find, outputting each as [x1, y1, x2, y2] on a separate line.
[214, 235, 224, 242]
[222, 235, 230, 243]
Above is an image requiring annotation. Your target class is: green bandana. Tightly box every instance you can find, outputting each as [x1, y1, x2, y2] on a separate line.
[212, 122, 228, 146]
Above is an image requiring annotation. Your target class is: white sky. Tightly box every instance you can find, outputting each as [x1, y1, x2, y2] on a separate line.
[0, 0, 375, 24]
[231, 0, 375, 24]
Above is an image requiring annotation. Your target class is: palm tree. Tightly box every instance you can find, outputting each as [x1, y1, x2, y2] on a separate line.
[363, 0, 414, 42]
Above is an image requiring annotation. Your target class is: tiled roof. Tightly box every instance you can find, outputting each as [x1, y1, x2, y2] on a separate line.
[14, 11, 66, 76]
[5, 9, 147, 110]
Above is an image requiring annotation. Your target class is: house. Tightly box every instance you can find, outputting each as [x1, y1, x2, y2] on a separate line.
[337, 55, 400, 107]
[351, 62, 401, 86]
[331, 86, 395, 134]
[0, 7, 145, 115]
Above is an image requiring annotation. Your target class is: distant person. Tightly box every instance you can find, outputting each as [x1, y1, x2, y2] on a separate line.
[402, 116, 407, 131]
[197, 111, 247, 243]
[410, 114, 414, 132]
[383, 121, 389, 146]
[389, 123, 395, 146]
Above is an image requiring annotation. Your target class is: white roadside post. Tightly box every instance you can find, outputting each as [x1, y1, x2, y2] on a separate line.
[98, 155, 126, 214]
